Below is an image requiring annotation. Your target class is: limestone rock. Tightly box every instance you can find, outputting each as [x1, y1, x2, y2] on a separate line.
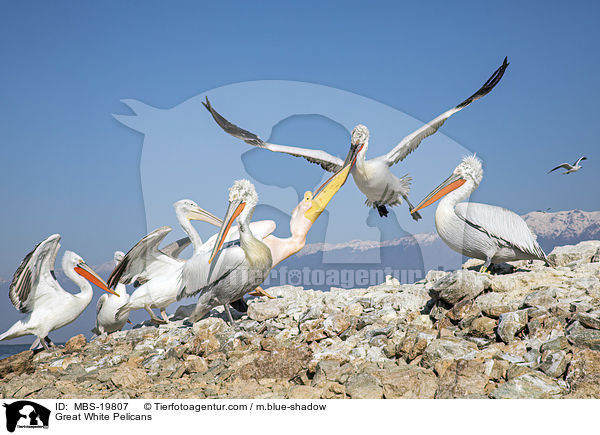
[247, 298, 286, 321]
[539, 350, 568, 378]
[110, 366, 149, 389]
[469, 317, 497, 338]
[422, 337, 478, 368]
[430, 270, 490, 305]
[574, 312, 600, 330]
[375, 365, 437, 399]
[286, 385, 321, 399]
[65, 334, 86, 352]
[0, 351, 34, 379]
[568, 327, 600, 350]
[548, 241, 600, 266]
[238, 346, 311, 380]
[490, 372, 563, 399]
[184, 355, 208, 374]
[436, 360, 489, 398]
[345, 373, 383, 399]
[497, 310, 528, 343]
[565, 348, 600, 398]
[323, 313, 351, 337]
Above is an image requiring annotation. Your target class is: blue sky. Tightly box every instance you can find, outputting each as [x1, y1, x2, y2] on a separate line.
[1, 0, 599, 281]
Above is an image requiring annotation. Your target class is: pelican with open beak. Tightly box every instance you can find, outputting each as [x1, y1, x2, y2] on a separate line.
[181, 144, 359, 323]
[0, 234, 118, 350]
[410, 155, 550, 272]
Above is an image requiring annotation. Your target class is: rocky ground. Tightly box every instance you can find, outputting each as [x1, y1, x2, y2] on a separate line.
[2, 240, 600, 399]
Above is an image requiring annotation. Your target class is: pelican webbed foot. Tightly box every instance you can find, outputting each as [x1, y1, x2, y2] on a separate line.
[40, 338, 51, 352]
[249, 286, 275, 299]
[30, 337, 41, 351]
[160, 309, 170, 323]
[376, 205, 389, 217]
[145, 305, 167, 325]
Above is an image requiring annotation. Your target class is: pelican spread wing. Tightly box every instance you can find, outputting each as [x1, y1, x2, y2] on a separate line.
[203, 98, 344, 173]
[548, 163, 572, 173]
[160, 237, 193, 259]
[107, 226, 180, 288]
[9, 234, 61, 313]
[455, 202, 547, 261]
[380, 57, 509, 166]
[179, 220, 276, 299]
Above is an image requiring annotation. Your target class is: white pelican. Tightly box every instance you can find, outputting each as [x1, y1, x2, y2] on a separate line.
[548, 156, 587, 174]
[179, 180, 273, 323]
[410, 155, 550, 272]
[0, 234, 118, 350]
[109, 200, 222, 324]
[203, 57, 508, 219]
[179, 147, 358, 323]
[93, 251, 131, 335]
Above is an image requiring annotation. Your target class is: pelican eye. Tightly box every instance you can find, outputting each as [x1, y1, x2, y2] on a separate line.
[304, 191, 313, 201]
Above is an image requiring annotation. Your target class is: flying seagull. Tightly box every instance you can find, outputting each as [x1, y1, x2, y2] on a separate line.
[548, 157, 587, 174]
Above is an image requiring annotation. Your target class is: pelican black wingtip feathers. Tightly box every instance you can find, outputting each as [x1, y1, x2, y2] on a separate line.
[202, 97, 265, 146]
[456, 56, 509, 109]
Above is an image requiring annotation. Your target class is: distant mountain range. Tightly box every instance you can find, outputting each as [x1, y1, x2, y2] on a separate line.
[522, 209, 600, 252]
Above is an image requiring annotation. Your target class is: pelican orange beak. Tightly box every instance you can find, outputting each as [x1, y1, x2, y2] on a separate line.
[410, 173, 466, 216]
[186, 205, 223, 227]
[74, 262, 119, 296]
[209, 199, 246, 264]
[304, 143, 362, 223]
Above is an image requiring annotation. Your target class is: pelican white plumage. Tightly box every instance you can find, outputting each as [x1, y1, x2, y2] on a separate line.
[109, 200, 222, 324]
[0, 234, 118, 350]
[410, 155, 551, 272]
[93, 251, 131, 335]
[179, 181, 273, 323]
[548, 156, 587, 174]
[203, 58, 508, 219]
[179, 146, 359, 323]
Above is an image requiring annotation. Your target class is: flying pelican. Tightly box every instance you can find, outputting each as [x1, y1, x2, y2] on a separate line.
[93, 251, 131, 335]
[179, 147, 359, 323]
[0, 234, 118, 350]
[410, 155, 551, 272]
[109, 200, 222, 324]
[203, 57, 508, 219]
[548, 156, 587, 174]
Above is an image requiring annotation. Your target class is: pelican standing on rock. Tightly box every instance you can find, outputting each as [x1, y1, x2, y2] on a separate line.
[410, 155, 551, 272]
[548, 156, 587, 174]
[180, 180, 273, 323]
[0, 234, 118, 350]
[203, 57, 508, 219]
[93, 251, 131, 335]
[109, 200, 222, 324]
